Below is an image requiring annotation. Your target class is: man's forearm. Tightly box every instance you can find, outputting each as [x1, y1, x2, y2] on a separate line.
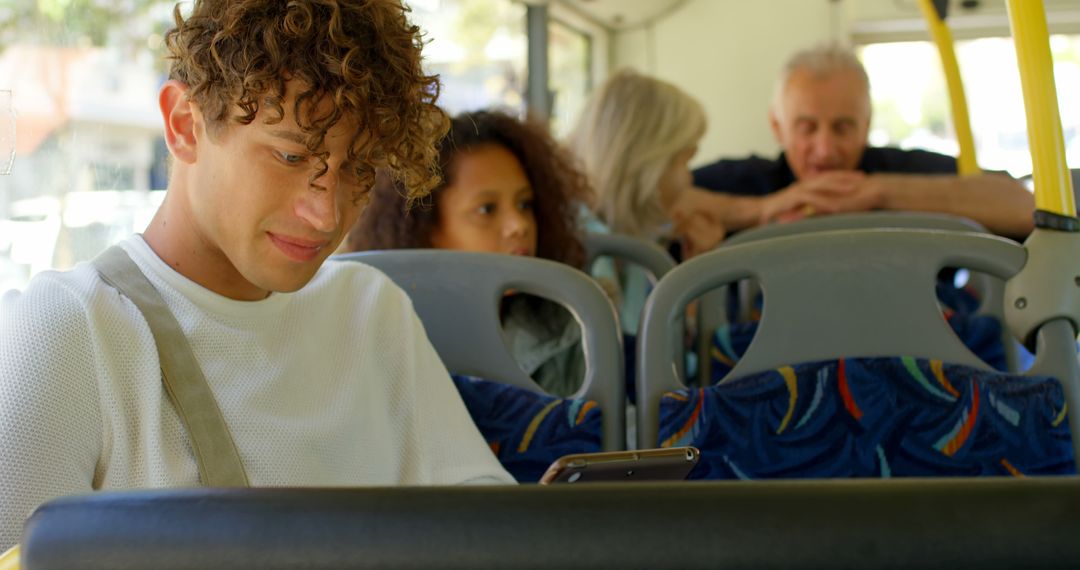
[692, 190, 764, 232]
[874, 173, 1035, 239]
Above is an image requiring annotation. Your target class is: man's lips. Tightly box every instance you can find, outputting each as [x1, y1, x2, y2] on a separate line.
[268, 232, 329, 262]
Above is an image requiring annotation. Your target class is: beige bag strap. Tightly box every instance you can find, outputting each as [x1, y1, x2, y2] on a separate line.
[92, 246, 250, 487]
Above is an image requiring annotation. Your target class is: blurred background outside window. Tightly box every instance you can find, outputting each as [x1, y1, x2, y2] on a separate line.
[0, 0, 602, 292]
[859, 35, 1080, 178]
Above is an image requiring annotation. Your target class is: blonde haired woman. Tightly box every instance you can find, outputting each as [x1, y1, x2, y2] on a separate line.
[568, 69, 724, 258]
[568, 70, 724, 336]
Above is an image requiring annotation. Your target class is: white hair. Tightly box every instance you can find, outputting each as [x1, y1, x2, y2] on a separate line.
[772, 42, 871, 117]
[567, 69, 706, 237]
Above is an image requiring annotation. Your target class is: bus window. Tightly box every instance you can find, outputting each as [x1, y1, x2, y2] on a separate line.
[0, 0, 541, 292]
[409, 0, 527, 116]
[859, 35, 1080, 178]
[0, 1, 180, 292]
[549, 18, 592, 137]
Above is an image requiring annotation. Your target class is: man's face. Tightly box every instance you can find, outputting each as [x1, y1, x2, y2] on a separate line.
[770, 68, 871, 180]
[187, 81, 368, 295]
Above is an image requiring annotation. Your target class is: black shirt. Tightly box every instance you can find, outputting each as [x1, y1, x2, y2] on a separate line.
[692, 147, 959, 197]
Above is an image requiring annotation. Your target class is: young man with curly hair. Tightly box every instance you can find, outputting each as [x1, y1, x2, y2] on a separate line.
[0, 0, 513, 550]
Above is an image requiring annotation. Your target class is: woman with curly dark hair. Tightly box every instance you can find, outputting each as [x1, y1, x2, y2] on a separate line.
[349, 110, 592, 396]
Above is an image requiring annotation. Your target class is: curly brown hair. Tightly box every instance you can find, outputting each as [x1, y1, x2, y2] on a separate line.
[348, 110, 590, 269]
[165, 0, 448, 199]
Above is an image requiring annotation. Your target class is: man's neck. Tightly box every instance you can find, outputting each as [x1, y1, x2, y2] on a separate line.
[142, 186, 270, 301]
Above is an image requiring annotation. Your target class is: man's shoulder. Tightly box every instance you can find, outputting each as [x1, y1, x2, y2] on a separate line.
[309, 256, 401, 292]
[861, 146, 958, 175]
[304, 257, 416, 317]
[692, 154, 787, 195]
[2, 263, 107, 327]
[0, 264, 111, 367]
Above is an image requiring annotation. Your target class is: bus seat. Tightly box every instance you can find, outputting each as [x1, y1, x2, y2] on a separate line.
[708, 298, 1008, 382]
[20, 482, 1080, 569]
[711, 212, 1018, 372]
[335, 250, 625, 478]
[582, 232, 680, 398]
[637, 228, 1077, 476]
[582, 232, 676, 281]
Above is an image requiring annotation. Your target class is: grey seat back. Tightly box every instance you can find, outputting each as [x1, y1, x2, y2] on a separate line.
[582, 232, 676, 282]
[22, 482, 1080, 569]
[637, 228, 1028, 449]
[724, 212, 987, 246]
[712, 211, 1016, 370]
[583, 232, 713, 386]
[335, 250, 625, 450]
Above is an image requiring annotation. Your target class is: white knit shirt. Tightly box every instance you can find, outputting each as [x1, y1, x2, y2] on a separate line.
[0, 235, 513, 549]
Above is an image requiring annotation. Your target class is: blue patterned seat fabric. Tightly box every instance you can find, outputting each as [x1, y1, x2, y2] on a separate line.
[658, 357, 1075, 479]
[451, 375, 603, 482]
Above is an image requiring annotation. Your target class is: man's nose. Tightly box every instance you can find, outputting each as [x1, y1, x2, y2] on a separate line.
[296, 171, 341, 233]
[811, 129, 839, 160]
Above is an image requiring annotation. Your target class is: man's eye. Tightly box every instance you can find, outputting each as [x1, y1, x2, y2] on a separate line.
[276, 150, 307, 165]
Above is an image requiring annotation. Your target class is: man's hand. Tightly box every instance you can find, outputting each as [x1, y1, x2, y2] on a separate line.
[672, 210, 726, 258]
[760, 171, 883, 224]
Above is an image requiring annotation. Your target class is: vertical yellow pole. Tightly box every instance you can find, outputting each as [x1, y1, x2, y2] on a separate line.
[1007, 0, 1076, 218]
[916, 0, 980, 176]
[0, 545, 20, 570]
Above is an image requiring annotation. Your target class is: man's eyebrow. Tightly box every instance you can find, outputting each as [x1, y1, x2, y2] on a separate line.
[269, 130, 308, 145]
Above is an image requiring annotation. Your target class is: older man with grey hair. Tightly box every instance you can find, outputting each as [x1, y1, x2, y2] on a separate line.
[682, 42, 1033, 239]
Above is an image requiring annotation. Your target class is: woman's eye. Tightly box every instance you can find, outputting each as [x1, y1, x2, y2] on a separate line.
[519, 198, 534, 211]
[476, 203, 495, 215]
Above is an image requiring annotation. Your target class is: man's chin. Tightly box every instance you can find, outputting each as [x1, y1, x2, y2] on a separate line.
[250, 264, 322, 295]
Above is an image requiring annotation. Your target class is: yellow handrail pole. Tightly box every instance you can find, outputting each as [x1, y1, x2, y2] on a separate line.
[916, 0, 980, 176]
[1007, 0, 1076, 218]
[0, 545, 20, 570]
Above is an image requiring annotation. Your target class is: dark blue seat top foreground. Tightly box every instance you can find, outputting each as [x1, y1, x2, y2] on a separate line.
[21, 481, 1080, 569]
[660, 357, 1075, 479]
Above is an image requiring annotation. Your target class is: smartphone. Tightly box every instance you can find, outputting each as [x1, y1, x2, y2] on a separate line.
[539, 447, 700, 484]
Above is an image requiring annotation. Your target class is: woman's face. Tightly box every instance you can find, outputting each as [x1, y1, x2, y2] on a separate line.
[658, 144, 698, 211]
[430, 144, 538, 257]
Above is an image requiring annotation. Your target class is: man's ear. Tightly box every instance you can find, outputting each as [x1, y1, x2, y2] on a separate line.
[160, 80, 199, 164]
[768, 106, 783, 146]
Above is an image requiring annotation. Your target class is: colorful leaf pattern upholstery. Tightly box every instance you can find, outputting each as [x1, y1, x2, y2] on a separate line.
[451, 375, 603, 482]
[659, 357, 1075, 479]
